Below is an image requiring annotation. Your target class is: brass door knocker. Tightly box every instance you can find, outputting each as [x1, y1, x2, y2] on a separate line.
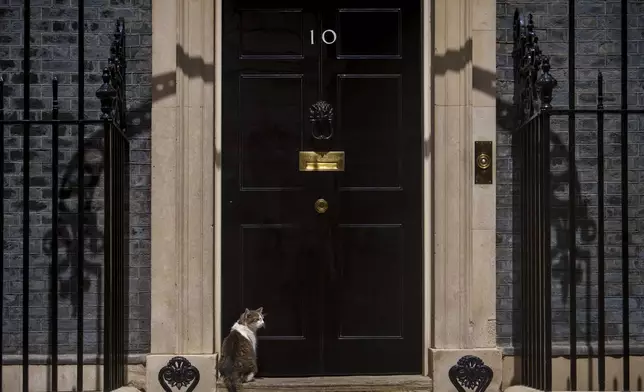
[309, 100, 334, 140]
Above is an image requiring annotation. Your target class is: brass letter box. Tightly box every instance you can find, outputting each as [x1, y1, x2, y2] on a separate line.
[298, 151, 345, 172]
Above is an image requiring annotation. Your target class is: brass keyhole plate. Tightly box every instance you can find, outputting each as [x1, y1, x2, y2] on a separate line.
[314, 198, 328, 214]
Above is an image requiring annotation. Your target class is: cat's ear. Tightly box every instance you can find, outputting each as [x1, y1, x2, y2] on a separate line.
[256, 307, 263, 313]
[244, 308, 250, 314]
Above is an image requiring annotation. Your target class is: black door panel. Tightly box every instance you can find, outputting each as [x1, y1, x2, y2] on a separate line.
[222, 0, 422, 376]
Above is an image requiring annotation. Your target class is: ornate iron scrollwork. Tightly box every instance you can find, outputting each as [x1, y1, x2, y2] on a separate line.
[448, 355, 493, 392]
[512, 10, 558, 123]
[309, 100, 334, 140]
[158, 356, 201, 392]
[96, 17, 126, 123]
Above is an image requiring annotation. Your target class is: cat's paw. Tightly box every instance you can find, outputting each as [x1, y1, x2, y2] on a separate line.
[245, 373, 255, 382]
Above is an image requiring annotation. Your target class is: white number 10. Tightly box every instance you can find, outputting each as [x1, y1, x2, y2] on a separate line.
[310, 29, 337, 45]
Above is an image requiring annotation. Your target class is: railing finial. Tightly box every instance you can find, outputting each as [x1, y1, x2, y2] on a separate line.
[537, 57, 557, 109]
[96, 67, 116, 119]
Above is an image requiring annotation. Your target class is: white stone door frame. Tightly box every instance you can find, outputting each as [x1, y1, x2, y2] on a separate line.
[147, 0, 500, 390]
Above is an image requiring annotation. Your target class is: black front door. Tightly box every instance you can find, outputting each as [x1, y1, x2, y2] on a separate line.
[222, 0, 423, 376]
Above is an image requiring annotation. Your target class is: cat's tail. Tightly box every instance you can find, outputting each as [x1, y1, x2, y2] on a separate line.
[224, 375, 241, 392]
[219, 355, 235, 378]
[219, 356, 241, 392]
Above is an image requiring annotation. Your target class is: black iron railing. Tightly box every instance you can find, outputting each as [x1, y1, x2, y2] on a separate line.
[98, 18, 130, 391]
[514, 6, 642, 391]
[0, 3, 129, 391]
[513, 11, 555, 389]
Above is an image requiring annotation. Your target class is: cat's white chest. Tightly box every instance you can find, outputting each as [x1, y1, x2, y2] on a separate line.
[232, 322, 257, 352]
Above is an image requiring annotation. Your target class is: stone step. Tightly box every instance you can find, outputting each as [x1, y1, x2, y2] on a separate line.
[216, 375, 433, 392]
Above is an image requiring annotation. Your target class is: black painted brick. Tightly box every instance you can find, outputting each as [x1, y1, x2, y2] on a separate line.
[497, 0, 644, 350]
[1, 1, 151, 356]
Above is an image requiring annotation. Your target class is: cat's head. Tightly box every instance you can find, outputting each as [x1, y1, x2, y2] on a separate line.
[238, 307, 265, 331]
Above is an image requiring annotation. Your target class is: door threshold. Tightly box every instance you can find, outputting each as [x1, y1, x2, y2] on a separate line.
[216, 375, 432, 391]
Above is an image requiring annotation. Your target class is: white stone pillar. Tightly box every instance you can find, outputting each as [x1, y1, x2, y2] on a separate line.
[430, 0, 502, 390]
[147, 0, 216, 391]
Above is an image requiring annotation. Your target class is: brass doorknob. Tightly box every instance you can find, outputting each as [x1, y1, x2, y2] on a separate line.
[314, 198, 328, 214]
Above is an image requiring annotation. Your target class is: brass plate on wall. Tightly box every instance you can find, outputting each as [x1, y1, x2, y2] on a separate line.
[474, 141, 493, 184]
[299, 151, 345, 172]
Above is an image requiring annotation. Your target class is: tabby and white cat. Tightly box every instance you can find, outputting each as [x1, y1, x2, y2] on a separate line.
[217, 307, 266, 392]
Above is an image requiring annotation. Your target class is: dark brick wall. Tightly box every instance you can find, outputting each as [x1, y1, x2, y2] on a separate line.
[497, 0, 644, 353]
[1, 0, 151, 358]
